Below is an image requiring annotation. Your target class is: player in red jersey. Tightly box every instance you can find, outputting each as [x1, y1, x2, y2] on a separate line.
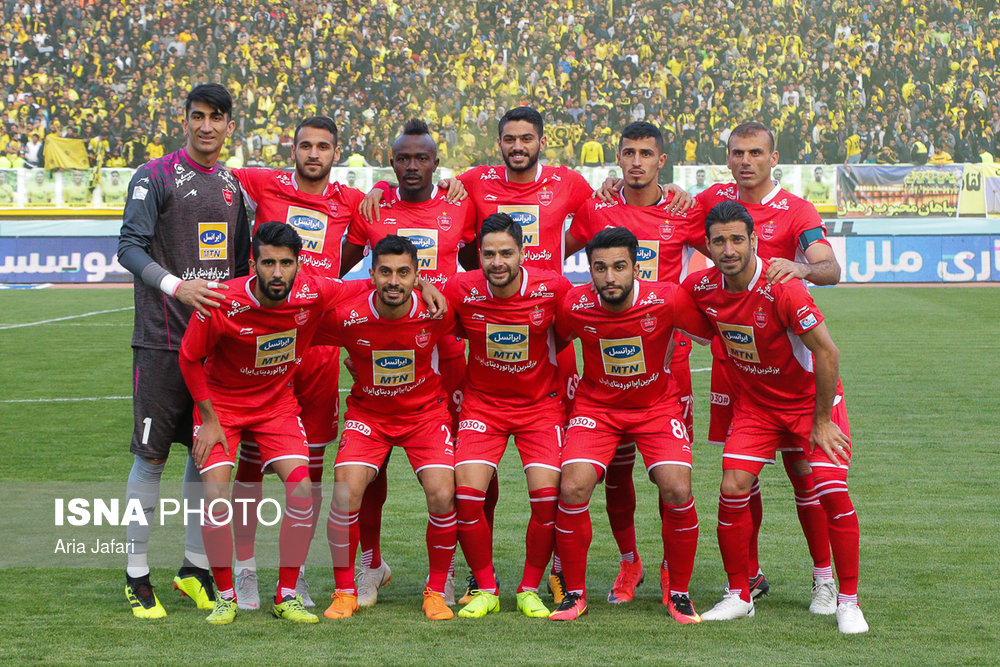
[178, 221, 371, 625]
[695, 122, 842, 609]
[339, 119, 477, 607]
[686, 201, 868, 634]
[549, 227, 712, 624]
[227, 116, 364, 609]
[566, 122, 707, 605]
[318, 235, 458, 622]
[444, 213, 572, 619]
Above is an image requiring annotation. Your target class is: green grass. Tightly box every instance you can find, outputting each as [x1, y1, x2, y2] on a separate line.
[0, 286, 997, 664]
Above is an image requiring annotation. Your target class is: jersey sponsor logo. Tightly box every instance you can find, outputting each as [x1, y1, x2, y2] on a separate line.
[343, 310, 369, 326]
[400, 228, 438, 270]
[372, 349, 415, 385]
[458, 419, 487, 433]
[343, 420, 372, 436]
[132, 185, 148, 200]
[437, 215, 452, 232]
[484, 194, 499, 201]
[755, 284, 774, 302]
[769, 197, 790, 210]
[294, 282, 319, 300]
[198, 223, 228, 260]
[227, 300, 250, 317]
[382, 217, 397, 225]
[286, 206, 328, 253]
[710, 391, 730, 406]
[175, 170, 195, 187]
[239, 327, 254, 335]
[799, 313, 818, 330]
[183, 189, 198, 198]
[641, 314, 657, 333]
[415, 330, 430, 348]
[571, 293, 594, 310]
[276, 172, 292, 186]
[705, 307, 717, 317]
[538, 188, 553, 206]
[718, 184, 738, 200]
[759, 221, 777, 241]
[568, 416, 597, 429]
[718, 322, 760, 363]
[693, 275, 717, 291]
[635, 241, 659, 280]
[583, 325, 597, 334]
[486, 324, 529, 362]
[480, 169, 501, 180]
[659, 222, 674, 240]
[529, 283, 554, 298]
[753, 307, 767, 328]
[600, 336, 647, 376]
[471, 312, 485, 320]
[463, 286, 486, 303]
[256, 329, 297, 367]
[497, 205, 540, 247]
[529, 307, 544, 326]
[638, 289, 664, 306]
[594, 200, 617, 210]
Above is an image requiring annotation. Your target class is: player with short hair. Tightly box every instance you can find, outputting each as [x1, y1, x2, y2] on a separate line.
[227, 115, 363, 609]
[444, 212, 572, 618]
[319, 235, 458, 621]
[566, 121, 706, 605]
[117, 83, 249, 619]
[549, 227, 710, 623]
[340, 119, 478, 606]
[686, 201, 868, 634]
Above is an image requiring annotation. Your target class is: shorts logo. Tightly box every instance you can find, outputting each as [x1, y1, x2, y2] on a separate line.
[486, 324, 529, 362]
[538, 189, 553, 206]
[641, 315, 657, 333]
[198, 223, 228, 260]
[255, 329, 297, 367]
[458, 419, 487, 433]
[343, 420, 371, 436]
[799, 313, 818, 330]
[529, 307, 544, 326]
[753, 307, 767, 328]
[659, 223, 674, 241]
[719, 322, 760, 363]
[286, 206, 328, 253]
[437, 215, 452, 232]
[415, 330, 431, 348]
[568, 416, 597, 429]
[636, 241, 659, 280]
[372, 349, 415, 385]
[600, 336, 646, 376]
[759, 221, 777, 241]
[710, 392, 730, 406]
[401, 228, 438, 270]
[497, 205, 540, 246]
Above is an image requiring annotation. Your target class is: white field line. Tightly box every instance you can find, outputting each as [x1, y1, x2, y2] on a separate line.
[0, 306, 134, 331]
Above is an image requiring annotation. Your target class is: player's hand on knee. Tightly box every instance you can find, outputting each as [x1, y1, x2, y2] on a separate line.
[193, 419, 226, 468]
[175, 279, 228, 317]
[438, 177, 467, 202]
[810, 419, 851, 465]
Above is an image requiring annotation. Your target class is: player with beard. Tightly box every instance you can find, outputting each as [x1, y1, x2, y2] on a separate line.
[178, 222, 370, 625]
[340, 119, 478, 607]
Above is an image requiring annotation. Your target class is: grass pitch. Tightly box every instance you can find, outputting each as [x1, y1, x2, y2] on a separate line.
[0, 286, 997, 664]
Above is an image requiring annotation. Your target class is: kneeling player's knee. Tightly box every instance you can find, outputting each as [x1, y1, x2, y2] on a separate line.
[142, 456, 167, 466]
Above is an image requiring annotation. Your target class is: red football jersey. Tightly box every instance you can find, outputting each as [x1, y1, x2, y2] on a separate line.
[179, 275, 368, 415]
[457, 164, 594, 273]
[555, 281, 709, 410]
[316, 291, 456, 415]
[234, 168, 364, 277]
[569, 192, 705, 284]
[444, 267, 571, 408]
[681, 259, 840, 414]
[694, 182, 829, 262]
[346, 186, 477, 287]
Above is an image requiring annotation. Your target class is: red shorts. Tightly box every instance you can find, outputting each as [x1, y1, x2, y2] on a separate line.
[669, 332, 694, 438]
[455, 392, 564, 472]
[708, 354, 734, 446]
[562, 402, 692, 480]
[293, 345, 341, 446]
[335, 404, 454, 475]
[557, 344, 579, 417]
[723, 396, 852, 476]
[195, 408, 309, 474]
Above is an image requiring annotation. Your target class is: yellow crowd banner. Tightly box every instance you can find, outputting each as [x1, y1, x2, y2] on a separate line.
[42, 137, 91, 170]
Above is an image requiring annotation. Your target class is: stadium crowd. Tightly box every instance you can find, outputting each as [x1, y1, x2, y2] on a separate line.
[1, 0, 999, 172]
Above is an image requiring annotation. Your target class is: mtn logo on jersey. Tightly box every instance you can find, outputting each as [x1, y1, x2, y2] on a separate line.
[286, 206, 328, 253]
[636, 241, 659, 281]
[198, 223, 228, 260]
[718, 323, 760, 363]
[256, 329, 297, 367]
[486, 324, 529, 362]
[497, 205, 540, 246]
[372, 350, 415, 385]
[400, 228, 438, 270]
[600, 336, 646, 376]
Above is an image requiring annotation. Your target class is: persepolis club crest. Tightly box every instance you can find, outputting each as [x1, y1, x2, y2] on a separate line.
[437, 215, 452, 232]
[415, 331, 431, 348]
[529, 307, 544, 326]
[538, 189, 554, 206]
[759, 221, 776, 241]
[641, 315, 657, 333]
[659, 223, 674, 240]
[222, 188, 234, 206]
[294, 310, 309, 325]
[753, 307, 767, 328]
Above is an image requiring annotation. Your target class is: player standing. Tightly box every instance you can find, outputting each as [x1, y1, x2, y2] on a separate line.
[550, 227, 710, 624]
[117, 83, 249, 618]
[320, 236, 458, 621]
[227, 116, 363, 609]
[686, 201, 868, 634]
[444, 213, 571, 618]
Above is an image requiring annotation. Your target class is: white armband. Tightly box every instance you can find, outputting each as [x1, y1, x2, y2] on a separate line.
[159, 274, 183, 297]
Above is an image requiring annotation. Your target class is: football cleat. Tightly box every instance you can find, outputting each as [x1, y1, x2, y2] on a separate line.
[660, 566, 671, 605]
[667, 594, 702, 624]
[458, 590, 500, 618]
[422, 588, 454, 620]
[272, 594, 319, 623]
[836, 601, 869, 634]
[295, 567, 314, 608]
[458, 573, 478, 605]
[607, 559, 644, 604]
[700, 591, 755, 621]
[235, 568, 260, 611]
[174, 566, 216, 610]
[125, 577, 166, 619]
[809, 577, 837, 615]
[549, 592, 588, 621]
[324, 590, 359, 620]
[547, 572, 567, 605]
[443, 571, 456, 606]
[205, 597, 238, 625]
[749, 572, 770, 600]
[357, 561, 392, 607]
[515, 590, 550, 618]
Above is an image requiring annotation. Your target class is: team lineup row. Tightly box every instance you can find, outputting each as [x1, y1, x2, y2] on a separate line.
[115, 83, 867, 633]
